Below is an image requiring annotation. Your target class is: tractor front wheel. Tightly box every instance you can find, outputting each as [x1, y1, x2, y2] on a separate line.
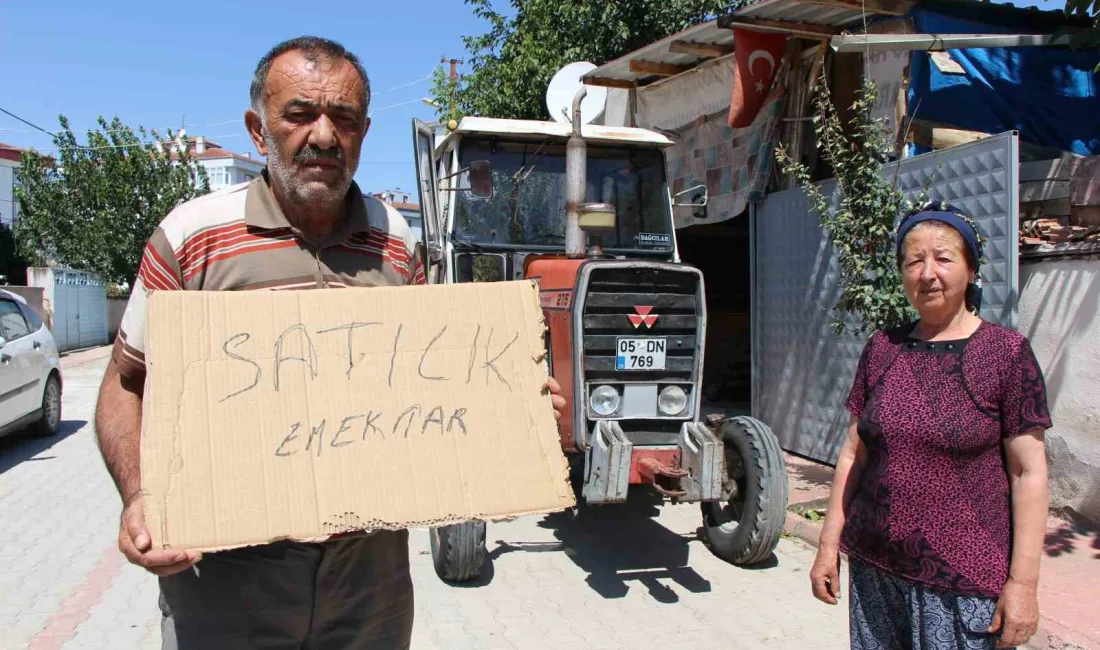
[429, 520, 487, 582]
[700, 416, 788, 565]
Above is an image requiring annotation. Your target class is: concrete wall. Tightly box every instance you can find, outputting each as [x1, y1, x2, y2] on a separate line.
[107, 297, 127, 341]
[1018, 257, 1100, 525]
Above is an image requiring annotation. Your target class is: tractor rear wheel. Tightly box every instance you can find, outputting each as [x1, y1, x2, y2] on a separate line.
[700, 416, 788, 565]
[430, 521, 487, 582]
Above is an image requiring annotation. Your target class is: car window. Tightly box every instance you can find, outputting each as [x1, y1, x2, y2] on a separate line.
[16, 301, 43, 331]
[0, 299, 32, 340]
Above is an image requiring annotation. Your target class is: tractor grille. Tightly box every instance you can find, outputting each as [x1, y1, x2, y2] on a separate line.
[580, 266, 700, 383]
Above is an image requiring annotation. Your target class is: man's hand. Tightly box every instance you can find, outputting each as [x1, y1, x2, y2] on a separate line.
[119, 495, 201, 577]
[547, 376, 567, 421]
[810, 547, 842, 605]
[989, 578, 1039, 648]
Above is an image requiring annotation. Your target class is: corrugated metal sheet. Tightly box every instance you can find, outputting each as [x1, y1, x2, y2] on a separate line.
[581, 0, 872, 86]
[737, 0, 872, 28]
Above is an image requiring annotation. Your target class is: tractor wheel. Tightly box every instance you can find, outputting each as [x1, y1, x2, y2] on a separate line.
[700, 416, 788, 565]
[430, 520, 487, 582]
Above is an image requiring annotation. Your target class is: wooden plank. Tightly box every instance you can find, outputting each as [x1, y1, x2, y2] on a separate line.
[906, 119, 989, 150]
[788, 0, 915, 16]
[907, 119, 1080, 162]
[628, 60, 694, 77]
[807, 40, 828, 99]
[1021, 199, 1072, 219]
[1019, 180, 1071, 203]
[668, 40, 734, 58]
[866, 17, 915, 34]
[1019, 157, 1083, 183]
[580, 76, 637, 89]
[723, 16, 841, 37]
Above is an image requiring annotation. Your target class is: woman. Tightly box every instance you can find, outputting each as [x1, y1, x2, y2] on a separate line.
[811, 202, 1052, 650]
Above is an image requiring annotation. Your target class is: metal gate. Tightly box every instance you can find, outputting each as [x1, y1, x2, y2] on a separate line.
[49, 268, 108, 352]
[751, 132, 1020, 464]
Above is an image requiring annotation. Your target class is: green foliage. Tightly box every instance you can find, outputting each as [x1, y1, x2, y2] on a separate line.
[14, 116, 209, 286]
[776, 76, 920, 336]
[430, 66, 464, 124]
[433, 0, 737, 120]
[1064, 0, 1100, 71]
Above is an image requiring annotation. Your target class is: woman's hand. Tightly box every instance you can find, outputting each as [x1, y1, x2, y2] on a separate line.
[989, 578, 1039, 648]
[810, 546, 842, 605]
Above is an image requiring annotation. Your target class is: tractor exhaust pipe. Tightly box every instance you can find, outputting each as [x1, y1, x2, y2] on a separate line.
[565, 87, 587, 258]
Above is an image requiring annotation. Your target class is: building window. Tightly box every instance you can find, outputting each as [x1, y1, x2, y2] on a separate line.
[207, 167, 231, 188]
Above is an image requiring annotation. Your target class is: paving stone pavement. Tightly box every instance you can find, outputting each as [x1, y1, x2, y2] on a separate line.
[1, 356, 850, 650]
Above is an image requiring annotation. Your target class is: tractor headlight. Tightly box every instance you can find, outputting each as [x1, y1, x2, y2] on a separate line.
[589, 385, 620, 416]
[658, 385, 688, 416]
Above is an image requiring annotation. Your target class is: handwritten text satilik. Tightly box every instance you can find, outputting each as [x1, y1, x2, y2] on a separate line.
[212, 321, 522, 458]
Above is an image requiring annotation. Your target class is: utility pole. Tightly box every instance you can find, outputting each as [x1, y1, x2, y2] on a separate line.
[440, 56, 463, 113]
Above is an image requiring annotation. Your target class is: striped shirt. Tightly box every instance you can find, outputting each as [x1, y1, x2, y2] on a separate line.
[113, 171, 426, 381]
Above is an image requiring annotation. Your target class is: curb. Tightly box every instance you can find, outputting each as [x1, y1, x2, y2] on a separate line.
[783, 510, 823, 549]
[59, 345, 112, 369]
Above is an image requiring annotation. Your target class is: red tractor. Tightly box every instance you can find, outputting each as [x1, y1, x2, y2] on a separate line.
[411, 94, 787, 582]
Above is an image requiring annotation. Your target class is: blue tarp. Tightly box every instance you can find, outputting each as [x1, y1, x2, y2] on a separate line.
[907, 4, 1100, 156]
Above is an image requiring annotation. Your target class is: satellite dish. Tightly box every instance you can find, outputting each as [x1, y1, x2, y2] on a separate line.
[546, 61, 607, 125]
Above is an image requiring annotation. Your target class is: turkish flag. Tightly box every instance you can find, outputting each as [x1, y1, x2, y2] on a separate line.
[727, 27, 789, 128]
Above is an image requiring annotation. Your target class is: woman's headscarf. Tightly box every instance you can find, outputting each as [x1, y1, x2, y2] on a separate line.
[896, 201, 986, 313]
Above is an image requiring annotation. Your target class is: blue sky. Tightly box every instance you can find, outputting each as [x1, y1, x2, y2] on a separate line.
[0, 1, 498, 198]
[0, 0, 1068, 200]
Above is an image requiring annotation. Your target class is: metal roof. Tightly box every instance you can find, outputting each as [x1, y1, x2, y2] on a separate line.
[439, 117, 675, 149]
[581, 0, 1082, 87]
[581, 0, 877, 86]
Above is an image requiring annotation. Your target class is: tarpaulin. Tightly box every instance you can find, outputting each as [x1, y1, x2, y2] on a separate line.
[636, 57, 735, 132]
[667, 91, 785, 229]
[908, 4, 1100, 156]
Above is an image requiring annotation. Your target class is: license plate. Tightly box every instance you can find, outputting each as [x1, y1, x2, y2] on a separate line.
[616, 337, 667, 371]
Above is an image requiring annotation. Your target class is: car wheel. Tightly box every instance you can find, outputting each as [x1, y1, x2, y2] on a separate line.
[32, 374, 62, 437]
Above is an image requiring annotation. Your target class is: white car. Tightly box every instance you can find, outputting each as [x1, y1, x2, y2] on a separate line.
[0, 289, 62, 438]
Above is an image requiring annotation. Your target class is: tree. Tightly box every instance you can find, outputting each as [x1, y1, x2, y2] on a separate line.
[431, 0, 738, 120]
[14, 116, 209, 287]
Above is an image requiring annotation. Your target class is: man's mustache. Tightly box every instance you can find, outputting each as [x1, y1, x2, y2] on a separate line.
[295, 144, 345, 166]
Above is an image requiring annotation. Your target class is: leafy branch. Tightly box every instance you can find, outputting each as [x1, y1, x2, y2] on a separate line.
[776, 75, 920, 336]
[1063, 0, 1100, 71]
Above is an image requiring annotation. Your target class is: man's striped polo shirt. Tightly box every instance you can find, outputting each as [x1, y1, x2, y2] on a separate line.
[113, 171, 427, 382]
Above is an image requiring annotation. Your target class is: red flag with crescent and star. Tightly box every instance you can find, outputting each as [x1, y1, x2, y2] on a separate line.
[727, 27, 789, 128]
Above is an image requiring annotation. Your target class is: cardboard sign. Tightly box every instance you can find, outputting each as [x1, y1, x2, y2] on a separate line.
[140, 281, 575, 552]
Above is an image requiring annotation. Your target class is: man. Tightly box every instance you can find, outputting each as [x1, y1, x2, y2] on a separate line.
[95, 36, 565, 649]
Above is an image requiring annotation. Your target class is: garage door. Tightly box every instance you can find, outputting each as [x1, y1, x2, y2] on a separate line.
[50, 268, 108, 352]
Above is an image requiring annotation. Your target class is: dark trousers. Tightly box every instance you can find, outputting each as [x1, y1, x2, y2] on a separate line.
[159, 530, 413, 650]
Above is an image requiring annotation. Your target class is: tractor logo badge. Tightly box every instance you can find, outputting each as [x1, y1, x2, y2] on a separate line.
[628, 306, 658, 329]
